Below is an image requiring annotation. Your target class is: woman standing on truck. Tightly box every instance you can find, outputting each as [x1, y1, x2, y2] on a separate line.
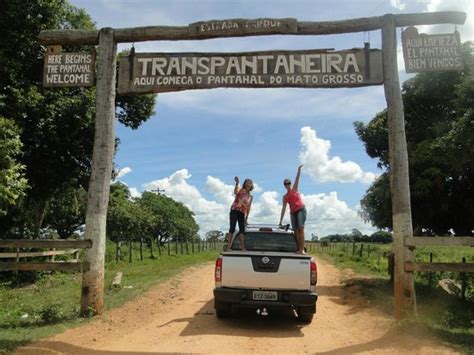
[226, 176, 254, 250]
[279, 165, 307, 254]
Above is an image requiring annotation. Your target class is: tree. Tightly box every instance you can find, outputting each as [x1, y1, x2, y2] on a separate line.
[0, 116, 27, 216]
[206, 230, 224, 242]
[355, 44, 474, 235]
[137, 192, 199, 245]
[44, 186, 87, 238]
[370, 230, 393, 243]
[0, 0, 156, 237]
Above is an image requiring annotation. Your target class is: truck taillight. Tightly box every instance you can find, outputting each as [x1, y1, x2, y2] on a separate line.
[310, 259, 317, 285]
[215, 256, 223, 282]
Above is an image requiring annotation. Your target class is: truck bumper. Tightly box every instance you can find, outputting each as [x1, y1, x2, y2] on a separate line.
[214, 287, 317, 311]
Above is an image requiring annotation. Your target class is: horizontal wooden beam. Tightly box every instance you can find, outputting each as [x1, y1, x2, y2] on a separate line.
[405, 262, 474, 273]
[0, 261, 90, 272]
[38, 11, 466, 45]
[0, 249, 79, 259]
[0, 239, 92, 249]
[406, 237, 474, 247]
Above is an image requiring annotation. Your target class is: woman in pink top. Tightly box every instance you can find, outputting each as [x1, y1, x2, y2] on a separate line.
[226, 176, 254, 250]
[279, 165, 307, 254]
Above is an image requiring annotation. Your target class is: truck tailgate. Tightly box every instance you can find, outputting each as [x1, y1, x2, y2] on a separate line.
[221, 252, 311, 290]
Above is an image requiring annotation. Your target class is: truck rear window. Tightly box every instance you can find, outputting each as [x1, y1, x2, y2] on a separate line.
[230, 232, 298, 252]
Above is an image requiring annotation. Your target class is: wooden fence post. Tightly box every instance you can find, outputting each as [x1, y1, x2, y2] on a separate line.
[167, 240, 170, 256]
[461, 257, 467, 300]
[139, 238, 144, 261]
[382, 14, 416, 318]
[428, 252, 433, 287]
[149, 237, 154, 259]
[80, 27, 117, 317]
[352, 242, 356, 255]
[115, 241, 121, 262]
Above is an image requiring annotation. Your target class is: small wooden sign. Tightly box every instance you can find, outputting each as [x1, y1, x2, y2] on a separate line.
[189, 18, 298, 36]
[402, 27, 463, 73]
[43, 49, 95, 87]
[117, 48, 383, 94]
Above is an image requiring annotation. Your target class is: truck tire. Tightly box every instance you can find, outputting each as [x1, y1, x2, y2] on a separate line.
[297, 306, 314, 324]
[215, 301, 231, 318]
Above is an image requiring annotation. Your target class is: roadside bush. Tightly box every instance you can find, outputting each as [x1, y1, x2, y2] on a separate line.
[40, 304, 64, 324]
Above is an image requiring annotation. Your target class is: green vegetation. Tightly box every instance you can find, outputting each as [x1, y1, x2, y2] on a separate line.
[0, 0, 156, 238]
[0, 241, 220, 353]
[313, 242, 474, 352]
[354, 43, 474, 235]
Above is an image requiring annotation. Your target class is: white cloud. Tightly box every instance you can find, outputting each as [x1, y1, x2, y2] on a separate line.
[139, 169, 376, 237]
[390, 0, 406, 11]
[206, 176, 235, 205]
[116, 166, 132, 179]
[143, 170, 228, 234]
[299, 126, 376, 184]
[129, 187, 141, 198]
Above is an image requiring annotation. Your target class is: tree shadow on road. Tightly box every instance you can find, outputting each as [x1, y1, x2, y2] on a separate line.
[13, 341, 176, 354]
[317, 276, 393, 316]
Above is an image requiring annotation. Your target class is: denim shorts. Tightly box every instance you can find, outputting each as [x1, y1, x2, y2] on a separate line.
[290, 205, 307, 229]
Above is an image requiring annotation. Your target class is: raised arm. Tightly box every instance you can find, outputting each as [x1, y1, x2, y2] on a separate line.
[292, 165, 303, 192]
[233, 176, 240, 195]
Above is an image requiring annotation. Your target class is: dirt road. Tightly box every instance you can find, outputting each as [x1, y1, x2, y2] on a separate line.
[17, 258, 456, 354]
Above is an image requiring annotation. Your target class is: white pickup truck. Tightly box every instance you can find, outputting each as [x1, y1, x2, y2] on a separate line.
[213, 225, 318, 323]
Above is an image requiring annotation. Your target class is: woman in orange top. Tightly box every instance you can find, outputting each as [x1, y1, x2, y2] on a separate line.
[279, 165, 307, 254]
[227, 176, 253, 250]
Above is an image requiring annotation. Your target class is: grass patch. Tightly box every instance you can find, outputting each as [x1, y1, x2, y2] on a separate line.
[0, 243, 220, 353]
[314, 245, 474, 353]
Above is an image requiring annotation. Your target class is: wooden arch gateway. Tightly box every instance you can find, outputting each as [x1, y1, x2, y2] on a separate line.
[38, 11, 469, 318]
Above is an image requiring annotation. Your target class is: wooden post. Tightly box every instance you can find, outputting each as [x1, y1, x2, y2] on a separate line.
[352, 242, 356, 255]
[149, 237, 154, 259]
[139, 238, 144, 261]
[461, 257, 467, 300]
[167, 239, 170, 256]
[359, 244, 364, 257]
[428, 252, 433, 287]
[128, 239, 132, 263]
[80, 28, 117, 317]
[382, 14, 416, 319]
[115, 241, 121, 262]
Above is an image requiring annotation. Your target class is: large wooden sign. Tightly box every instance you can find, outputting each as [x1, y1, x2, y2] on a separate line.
[189, 18, 297, 36]
[118, 48, 383, 94]
[402, 27, 463, 73]
[43, 50, 95, 87]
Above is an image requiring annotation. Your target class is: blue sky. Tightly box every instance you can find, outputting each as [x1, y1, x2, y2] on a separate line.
[70, 0, 473, 237]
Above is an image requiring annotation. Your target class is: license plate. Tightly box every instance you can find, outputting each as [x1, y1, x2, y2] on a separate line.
[252, 290, 277, 301]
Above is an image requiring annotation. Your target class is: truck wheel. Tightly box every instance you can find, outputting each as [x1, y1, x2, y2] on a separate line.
[297, 306, 314, 324]
[215, 301, 231, 318]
